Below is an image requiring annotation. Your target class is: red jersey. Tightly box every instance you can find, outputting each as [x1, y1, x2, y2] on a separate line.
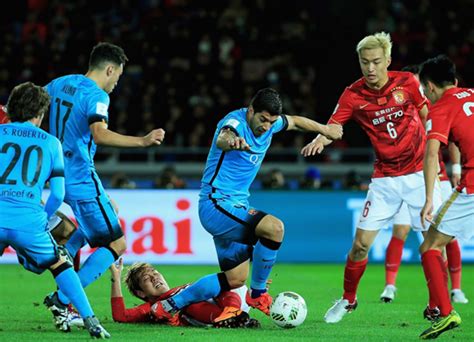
[111, 284, 189, 324]
[0, 105, 8, 124]
[329, 71, 428, 178]
[427, 87, 474, 194]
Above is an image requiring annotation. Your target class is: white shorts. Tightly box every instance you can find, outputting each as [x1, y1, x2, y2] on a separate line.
[47, 213, 63, 232]
[358, 171, 441, 231]
[393, 180, 452, 226]
[434, 190, 474, 241]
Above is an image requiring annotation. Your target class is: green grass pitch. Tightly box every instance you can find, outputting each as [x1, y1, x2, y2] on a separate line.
[0, 263, 472, 341]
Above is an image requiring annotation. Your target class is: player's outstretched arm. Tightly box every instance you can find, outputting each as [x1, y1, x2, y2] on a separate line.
[301, 134, 334, 157]
[90, 121, 165, 147]
[216, 128, 250, 152]
[110, 258, 124, 298]
[285, 115, 343, 140]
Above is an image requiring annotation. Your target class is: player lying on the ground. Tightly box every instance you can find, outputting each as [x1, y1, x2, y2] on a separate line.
[109, 259, 260, 328]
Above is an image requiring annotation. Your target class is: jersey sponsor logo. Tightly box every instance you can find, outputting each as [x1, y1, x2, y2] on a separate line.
[392, 90, 405, 104]
[249, 154, 259, 165]
[248, 208, 258, 215]
[359, 103, 369, 109]
[426, 119, 432, 133]
[96, 102, 108, 116]
[225, 118, 240, 129]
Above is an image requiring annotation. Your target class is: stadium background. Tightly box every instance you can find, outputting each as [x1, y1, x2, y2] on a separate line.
[1, 0, 473, 264]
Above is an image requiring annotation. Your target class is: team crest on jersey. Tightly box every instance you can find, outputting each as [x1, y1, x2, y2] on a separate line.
[392, 90, 405, 104]
[248, 209, 258, 215]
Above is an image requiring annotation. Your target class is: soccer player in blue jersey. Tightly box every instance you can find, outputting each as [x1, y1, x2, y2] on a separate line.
[43, 42, 166, 329]
[0, 82, 109, 338]
[151, 88, 343, 322]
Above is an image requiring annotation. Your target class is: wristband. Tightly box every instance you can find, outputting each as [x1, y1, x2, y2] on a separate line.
[452, 163, 461, 175]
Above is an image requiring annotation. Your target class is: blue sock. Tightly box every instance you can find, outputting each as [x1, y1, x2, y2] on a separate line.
[58, 247, 116, 304]
[250, 238, 281, 295]
[65, 229, 87, 257]
[171, 273, 223, 310]
[55, 268, 94, 318]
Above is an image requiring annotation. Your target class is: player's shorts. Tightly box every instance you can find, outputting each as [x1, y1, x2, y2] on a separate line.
[0, 226, 59, 274]
[432, 189, 474, 241]
[47, 213, 63, 232]
[199, 197, 267, 271]
[440, 179, 454, 201]
[67, 193, 123, 248]
[358, 171, 441, 231]
[393, 180, 453, 226]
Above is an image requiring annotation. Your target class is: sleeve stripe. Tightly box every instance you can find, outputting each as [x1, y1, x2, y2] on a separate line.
[280, 115, 289, 131]
[427, 132, 448, 144]
[221, 125, 239, 136]
[88, 114, 108, 125]
[416, 98, 428, 109]
[328, 117, 342, 125]
[50, 169, 65, 178]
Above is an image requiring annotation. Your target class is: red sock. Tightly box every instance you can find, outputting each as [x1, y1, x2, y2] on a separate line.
[446, 240, 462, 290]
[421, 250, 453, 316]
[342, 257, 368, 303]
[385, 237, 404, 286]
[215, 291, 242, 309]
[73, 249, 81, 271]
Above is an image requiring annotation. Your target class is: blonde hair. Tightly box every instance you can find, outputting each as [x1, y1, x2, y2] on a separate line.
[356, 31, 392, 60]
[124, 262, 154, 300]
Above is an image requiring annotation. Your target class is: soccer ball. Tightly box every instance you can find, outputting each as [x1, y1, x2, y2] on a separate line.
[270, 291, 307, 328]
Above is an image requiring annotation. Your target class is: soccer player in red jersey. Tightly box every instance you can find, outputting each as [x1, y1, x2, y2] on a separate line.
[301, 32, 442, 323]
[380, 66, 468, 305]
[418, 55, 473, 339]
[109, 259, 258, 328]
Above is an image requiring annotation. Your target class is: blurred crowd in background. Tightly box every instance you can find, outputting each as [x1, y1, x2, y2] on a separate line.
[1, 0, 473, 190]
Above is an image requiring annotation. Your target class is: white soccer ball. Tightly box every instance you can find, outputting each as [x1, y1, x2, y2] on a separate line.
[270, 291, 307, 328]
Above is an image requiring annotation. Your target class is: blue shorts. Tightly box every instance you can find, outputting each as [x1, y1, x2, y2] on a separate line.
[199, 197, 267, 271]
[0, 226, 59, 274]
[67, 193, 123, 248]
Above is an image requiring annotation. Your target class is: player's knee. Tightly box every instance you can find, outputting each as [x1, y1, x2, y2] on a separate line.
[109, 237, 126, 256]
[259, 216, 284, 241]
[352, 240, 370, 257]
[227, 276, 246, 289]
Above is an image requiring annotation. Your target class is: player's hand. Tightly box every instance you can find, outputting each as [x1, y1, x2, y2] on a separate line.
[420, 199, 434, 229]
[451, 173, 461, 187]
[301, 139, 325, 156]
[324, 124, 343, 140]
[228, 136, 250, 151]
[143, 128, 165, 146]
[109, 257, 123, 279]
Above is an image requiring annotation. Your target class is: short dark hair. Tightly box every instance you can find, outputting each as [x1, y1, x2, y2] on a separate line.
[249, 88, 282, 116]
[401, 64, 420, 75]
[6, 82, 50, 122]
[89, 42, 128, 70]
[124, 262, 153, 301]
[419, 55, 456, 87]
